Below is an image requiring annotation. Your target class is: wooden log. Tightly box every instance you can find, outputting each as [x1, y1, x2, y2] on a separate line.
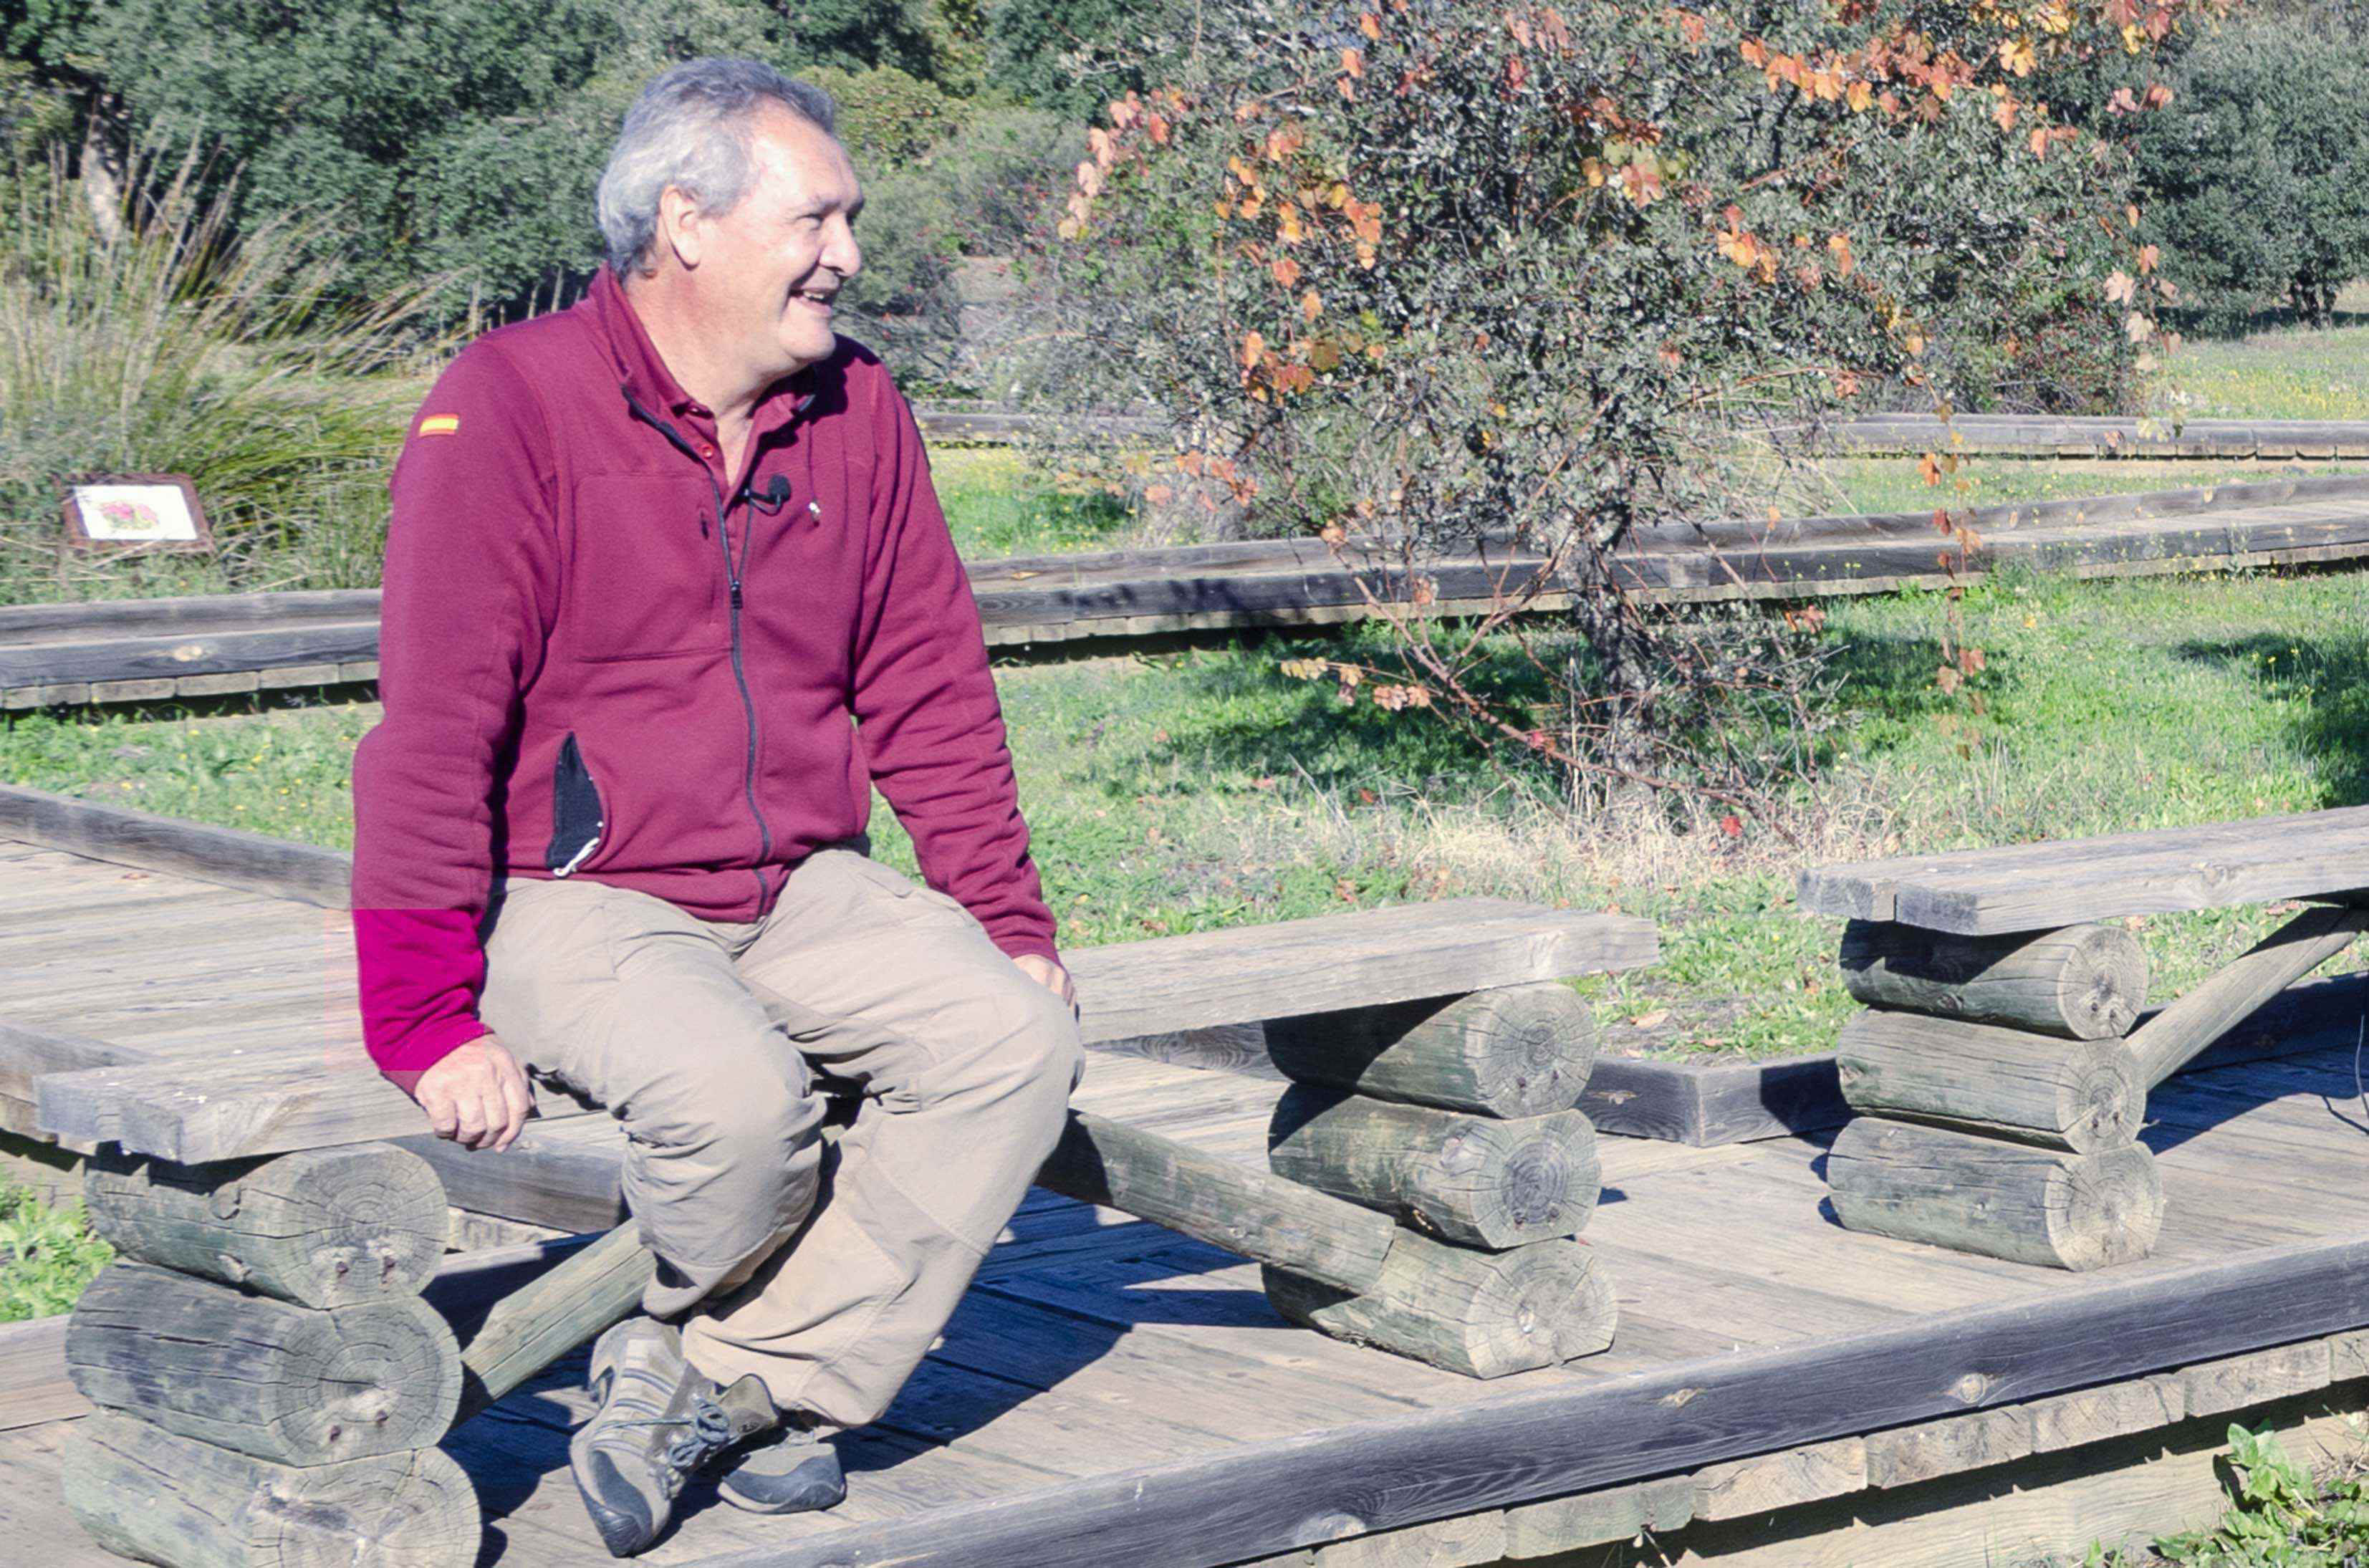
[1825, 1116, 2164, 1271]
[61, 1412, 480, 1568]
[81, 1143, 448, 1307]
[2128, 903, 2369, 1089]
[1835, 1011, 2145, 1154]
[1263, 1230, 1618, 1379]
[1039, 1108, 1397, 1294]
[66, 1260, 461, 1463]
[1838, 921, 2148, 1039]
[456, 1221, 653, 1423]
[1263, 983, 1599, 1119]
[1267, 1088, 1600, 1249]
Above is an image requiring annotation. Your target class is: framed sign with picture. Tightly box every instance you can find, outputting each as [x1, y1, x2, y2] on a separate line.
[61, 476, 213, 553]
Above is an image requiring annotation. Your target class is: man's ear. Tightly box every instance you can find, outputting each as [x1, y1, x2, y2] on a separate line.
[658, 186, 705, 271]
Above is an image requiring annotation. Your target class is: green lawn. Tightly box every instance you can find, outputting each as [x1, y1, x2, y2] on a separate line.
[12, 562, 2369, 1061]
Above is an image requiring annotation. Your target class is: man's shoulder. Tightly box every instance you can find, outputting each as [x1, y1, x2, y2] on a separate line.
[410, 307, 610, 448]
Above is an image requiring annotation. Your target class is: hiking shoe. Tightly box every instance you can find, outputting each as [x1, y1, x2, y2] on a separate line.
[570, 1317, 780, 1557]
[716, 1420, 847, 1514]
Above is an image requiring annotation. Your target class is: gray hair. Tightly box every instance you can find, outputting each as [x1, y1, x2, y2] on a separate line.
[596, 59, 838, 276]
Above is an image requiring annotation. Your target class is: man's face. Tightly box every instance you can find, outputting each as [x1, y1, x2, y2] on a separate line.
[679, 106, 863, 384]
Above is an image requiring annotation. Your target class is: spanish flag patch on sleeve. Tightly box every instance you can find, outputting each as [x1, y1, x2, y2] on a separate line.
[417, 414, 461, 436]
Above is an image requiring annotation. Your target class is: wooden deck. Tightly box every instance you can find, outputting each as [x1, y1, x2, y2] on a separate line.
[7, 843, 2369, 1565]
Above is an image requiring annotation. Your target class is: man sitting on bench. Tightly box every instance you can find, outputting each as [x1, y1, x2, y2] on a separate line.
[348, 58, 1084, 1557]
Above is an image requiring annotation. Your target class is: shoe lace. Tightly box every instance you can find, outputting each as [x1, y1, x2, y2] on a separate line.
[614, 1394, 741, 1472]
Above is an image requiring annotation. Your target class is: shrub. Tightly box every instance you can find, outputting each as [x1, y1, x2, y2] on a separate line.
[1031, 0, 2199, 812]
[0, 157, 436, 605]
[2135, 14, 2369, 332]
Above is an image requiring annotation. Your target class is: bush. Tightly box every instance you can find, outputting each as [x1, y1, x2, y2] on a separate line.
[0, 158, 436, 605]
[3, 0, 988, 325]
[841, 105, 1078, 388]
[2135, 15, 2369, 332]
[1031, 0, 2196, 811]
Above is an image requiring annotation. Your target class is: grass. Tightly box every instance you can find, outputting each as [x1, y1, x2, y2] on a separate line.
[0, 1180, 111, 1322]
[0, 158, 438, 605]
[14, 561, 2369, 1062]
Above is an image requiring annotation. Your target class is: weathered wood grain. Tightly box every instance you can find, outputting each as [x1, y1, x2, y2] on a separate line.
[30, 900, 1650, 1164]
[1691, 1436, 1868, 1521]
[1499, 1476, 1697, 1559]
[0, 781, 352, 908]
[673, 1232, 2369, 1568]
[1267, 1089, 1600, 1249]
[1826, 1116, 2164, 1271]
[2128, 903, 2369, 1088]
[1798, 806, 2369, 933]
[66, 1260, 461, 1463]
[60, 1412, 480, 1568]
[1839, 921, 2148, 1039]
[1263, 1231, 1618, 1379]
[456, 1222, 651, 1423]
[1835, 1011, 2145, 1153]
[81, 1142, 447, 1306]
[1263, 983, 1598, 1118]
[1042, 1109, 1396, 1293]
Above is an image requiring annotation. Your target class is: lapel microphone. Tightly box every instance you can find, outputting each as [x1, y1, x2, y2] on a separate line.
[745, 473, 794, 514]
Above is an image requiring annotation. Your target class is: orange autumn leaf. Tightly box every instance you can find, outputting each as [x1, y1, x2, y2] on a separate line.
[1272, 255, 1302, 287]
[1241, 330, 1266, 369]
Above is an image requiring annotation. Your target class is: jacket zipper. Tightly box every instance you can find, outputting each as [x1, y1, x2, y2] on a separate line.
[623, 386, 774, 905]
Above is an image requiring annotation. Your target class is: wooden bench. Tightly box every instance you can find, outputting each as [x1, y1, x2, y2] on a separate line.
[1799, 806, 2369, 1271]
[4, 888, 1652, 1568]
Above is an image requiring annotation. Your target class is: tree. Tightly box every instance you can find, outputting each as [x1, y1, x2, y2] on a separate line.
[2135, 15, 2369, 332]
[1031, 0, 2202, 814]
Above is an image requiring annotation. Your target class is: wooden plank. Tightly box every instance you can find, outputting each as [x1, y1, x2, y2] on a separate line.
[664, 1233, 2369, 1568]
[32, 900, 1650, 1163]
[1798, 804, 2369, 933]
[0, 1315, 86, 1430]
[1577, 1054, 1847, 1146]
[0, 784, 352, 908]
[1066, 901, 1656, 1042]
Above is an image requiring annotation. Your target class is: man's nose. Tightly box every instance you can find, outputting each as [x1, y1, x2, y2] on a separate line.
[825, 217, 862, 282]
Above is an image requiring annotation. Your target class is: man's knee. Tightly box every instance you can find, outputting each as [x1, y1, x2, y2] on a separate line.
[633, 1055, 822, 1175]
[927, 969, 1084, 1118]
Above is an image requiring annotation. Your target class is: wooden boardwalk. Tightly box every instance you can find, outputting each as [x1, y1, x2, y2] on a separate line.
[6, 843, 2369, 1565]
[15, 472, 2369, 711]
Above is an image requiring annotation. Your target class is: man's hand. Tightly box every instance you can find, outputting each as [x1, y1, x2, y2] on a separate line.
[1011, 953, 1078, 1015]
[413, 1036, 536, 1151]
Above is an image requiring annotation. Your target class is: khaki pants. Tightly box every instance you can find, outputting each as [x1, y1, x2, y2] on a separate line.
[476, 848, 1084, 1428]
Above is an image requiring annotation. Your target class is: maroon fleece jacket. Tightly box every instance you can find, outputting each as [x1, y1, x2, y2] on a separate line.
[350, 269, 1057, 1080]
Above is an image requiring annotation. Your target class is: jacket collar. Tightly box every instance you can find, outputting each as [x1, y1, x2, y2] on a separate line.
[590, 266, 815, 438]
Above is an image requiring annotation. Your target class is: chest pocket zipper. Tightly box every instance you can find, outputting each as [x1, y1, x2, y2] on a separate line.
[547, 733, 607, 877]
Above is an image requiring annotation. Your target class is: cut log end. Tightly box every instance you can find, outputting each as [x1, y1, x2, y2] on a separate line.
[67, 1261, 462, 1464]
[1267, 983, 1599, 1119]
[1839, 921, 2149, 1039]
[1269, 1089, 1600, 1250]
[1826, 1115, 2163, 1272]
[83, 1143, 448, 1307]
[1264, 1231, 1618, 1378]
[62, 1413, 481, 1568]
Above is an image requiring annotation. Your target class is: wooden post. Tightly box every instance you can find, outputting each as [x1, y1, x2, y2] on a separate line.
[453, 1106, 1405, 1426]
[1264, 983, 1598, 1119]
[81, 1143, 448, 1307]
[1038, 1108, 1398, 1292]
[1264, 1229, 1618, 1379]
[61, 1412, 480, 1568]
[1835, 1011, 2146, 1153]
[1825, 1116, 2164, 1271]
[1267, 1088, 1600, 1249]
[2128, 903, 2369, 1089]
[457, 1221, 653, 1423]
[1839, 921, 2148, 1039]
[67, 1260, 461, 1463]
